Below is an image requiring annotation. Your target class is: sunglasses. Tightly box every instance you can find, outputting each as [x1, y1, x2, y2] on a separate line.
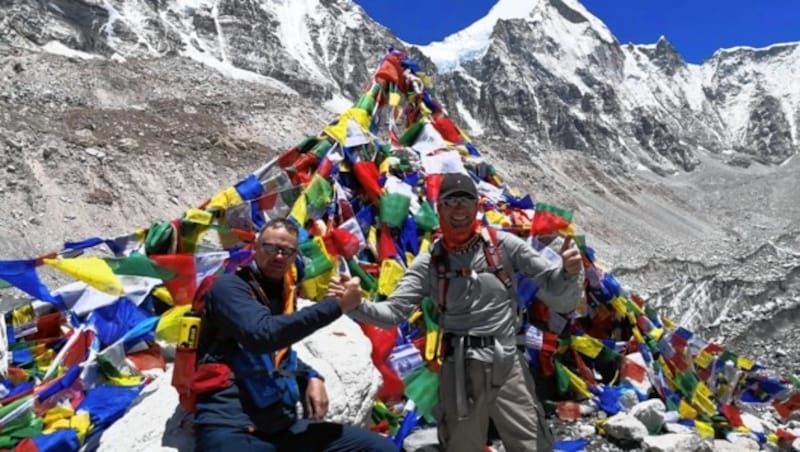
[441, 196, 477, 208]
[259, 243, 297, 256]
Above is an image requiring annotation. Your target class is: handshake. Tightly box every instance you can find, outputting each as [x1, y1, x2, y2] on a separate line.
[326, 274, 363, 313]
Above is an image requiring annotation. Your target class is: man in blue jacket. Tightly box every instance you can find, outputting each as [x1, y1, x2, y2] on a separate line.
[193, 218, 394, 452]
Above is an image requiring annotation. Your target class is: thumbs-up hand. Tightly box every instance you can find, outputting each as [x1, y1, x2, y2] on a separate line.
[327, 274, 363, 312]
[560, 236, 582, 275]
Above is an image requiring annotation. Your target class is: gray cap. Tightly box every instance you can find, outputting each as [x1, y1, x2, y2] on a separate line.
[438, 173, 478, 199]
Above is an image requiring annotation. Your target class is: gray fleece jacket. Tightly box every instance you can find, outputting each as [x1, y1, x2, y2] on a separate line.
[350, 230, 582, 364]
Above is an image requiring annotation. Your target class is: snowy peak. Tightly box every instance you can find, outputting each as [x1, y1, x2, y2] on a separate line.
[0, 0, 400, 100]
[634, 35, 686, 76]
[416, 0, 539, 73]
[417, 0, 616, 73]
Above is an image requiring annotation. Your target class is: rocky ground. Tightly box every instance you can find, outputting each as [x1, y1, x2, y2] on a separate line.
[2, 45, 800, 451]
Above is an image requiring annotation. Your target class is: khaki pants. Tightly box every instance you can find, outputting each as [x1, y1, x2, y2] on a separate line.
[436, 352, 554, 452]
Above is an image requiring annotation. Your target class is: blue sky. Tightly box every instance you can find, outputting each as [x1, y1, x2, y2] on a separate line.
[354, 0, 800, 64]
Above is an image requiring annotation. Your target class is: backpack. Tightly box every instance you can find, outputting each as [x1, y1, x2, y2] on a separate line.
[171, 274, 223, 413]
[171, 266, 302, 413]
[429, 226, 513, 316]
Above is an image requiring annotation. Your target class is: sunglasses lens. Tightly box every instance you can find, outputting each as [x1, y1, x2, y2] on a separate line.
[261, 243, 296, 256]
[443, 196, 475, 208]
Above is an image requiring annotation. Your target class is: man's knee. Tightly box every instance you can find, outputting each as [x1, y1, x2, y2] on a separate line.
[341, 424, 396, 452]
[195, 425, 277, 452]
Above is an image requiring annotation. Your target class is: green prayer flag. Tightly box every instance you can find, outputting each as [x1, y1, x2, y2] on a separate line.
[297, 135, 319, 152]
[420, 297, 439, 331]
[399, 120, 425, 146]
[299, 240, 332, 279]
[104, 252, 177, 281]
[554, 361, 570, 395]
[404, 365, 440, 423]
[675, 371, 699, 398]
[305, 174, 333, 210]
[347, 258, 377, 292]
[379, 193, 410, 228]
[0, 278, 10, 289]
[413, 201, 439, 231]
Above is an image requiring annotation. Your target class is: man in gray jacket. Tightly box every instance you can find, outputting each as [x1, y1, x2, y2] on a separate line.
[329, 173, 583, 452]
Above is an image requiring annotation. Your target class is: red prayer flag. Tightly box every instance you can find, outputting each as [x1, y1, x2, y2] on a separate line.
[620, 356, 647, 383]
[151, 254, 197, 305]
[431, 116, 461, 143]
[352, 161, 382, 204]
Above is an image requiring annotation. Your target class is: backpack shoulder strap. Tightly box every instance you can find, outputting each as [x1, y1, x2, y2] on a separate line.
[480, 227, 513, 290]
[430, 238, 450, 314]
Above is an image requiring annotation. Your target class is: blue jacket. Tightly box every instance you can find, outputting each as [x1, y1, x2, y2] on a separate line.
[193, 269, 343, 434]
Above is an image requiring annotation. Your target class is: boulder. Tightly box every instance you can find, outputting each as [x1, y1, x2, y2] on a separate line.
[98, 307, 379, 451]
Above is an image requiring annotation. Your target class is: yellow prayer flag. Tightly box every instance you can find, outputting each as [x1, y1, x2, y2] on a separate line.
[767, 433, 779, 444]
[378, 259, 405, 296]
[44, 257, 124, 296]
[695, 349, 713, 369]
[42, 405, 76, 433]
[658, 357, 675, 384]
[156, 305, 193, 343]
[289, 193, 309, 226]
[695, 381, 713, 400]
[107, 374, 145, 386]
[736, 355, 754, 371]
[558, 224, 577, 237]
[153, 286, 174, 306]
[134, 228, 147, 241]
[419, 232, 432, 254]
[661, 315, 677, 330]
[11, 304, 35, 327]
[649, 327, 664, 342]
[425, 329, 440, 362]
[631, 326, 644, 345]
[485, 210, 511, 227]
[34, 347, 55, 371]
[379, 158, 391, 175]
[678, 398, 698, 419]
[323, 120, 348, 143]
[185, 208, 214, 225]
[573, 335, 603, 359]
[694, 420, 714, 439]
[610, 296, 628, 316]
[71, 411, 91, 442]
[692, 390, 716, 418]
[323, 109, 371, 144]
[367, 226, 378, 252]
[565, 365, 593, 399]
[456, 126, 472, 143]
[207, 186, 243, 211]
[299, 266, 336, 301]
[388, 92, 401, 107]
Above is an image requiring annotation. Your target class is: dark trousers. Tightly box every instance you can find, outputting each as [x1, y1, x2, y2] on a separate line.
[195, 419, 397, 452]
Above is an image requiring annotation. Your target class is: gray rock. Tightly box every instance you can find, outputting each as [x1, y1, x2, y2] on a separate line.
[605, 412, 648, 443]
[403, 427, 439, 452]
[643, 433, 709, 452]
[630, 399, 667, 434]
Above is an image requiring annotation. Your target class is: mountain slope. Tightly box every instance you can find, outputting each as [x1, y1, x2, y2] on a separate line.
[421, 0, 799, 172]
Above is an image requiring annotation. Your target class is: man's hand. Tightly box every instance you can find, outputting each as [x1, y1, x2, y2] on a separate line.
[560, 236, 582, 275]
[304, 377, 329, 420]
[326, 275, 363, 312]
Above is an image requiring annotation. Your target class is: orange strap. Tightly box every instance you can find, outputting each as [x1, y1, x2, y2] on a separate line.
[273, 271, 296, 367]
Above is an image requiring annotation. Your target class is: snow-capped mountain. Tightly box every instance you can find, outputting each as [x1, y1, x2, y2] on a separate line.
[0, 0, 419, 100]
[2, 0, 796, 171]
[423, 0, 799, 173]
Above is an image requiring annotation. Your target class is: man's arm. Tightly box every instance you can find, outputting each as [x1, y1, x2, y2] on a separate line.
[347, 252, 432, 329]
[206, 275, 343, 354]
[500, 232, 583, 313]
